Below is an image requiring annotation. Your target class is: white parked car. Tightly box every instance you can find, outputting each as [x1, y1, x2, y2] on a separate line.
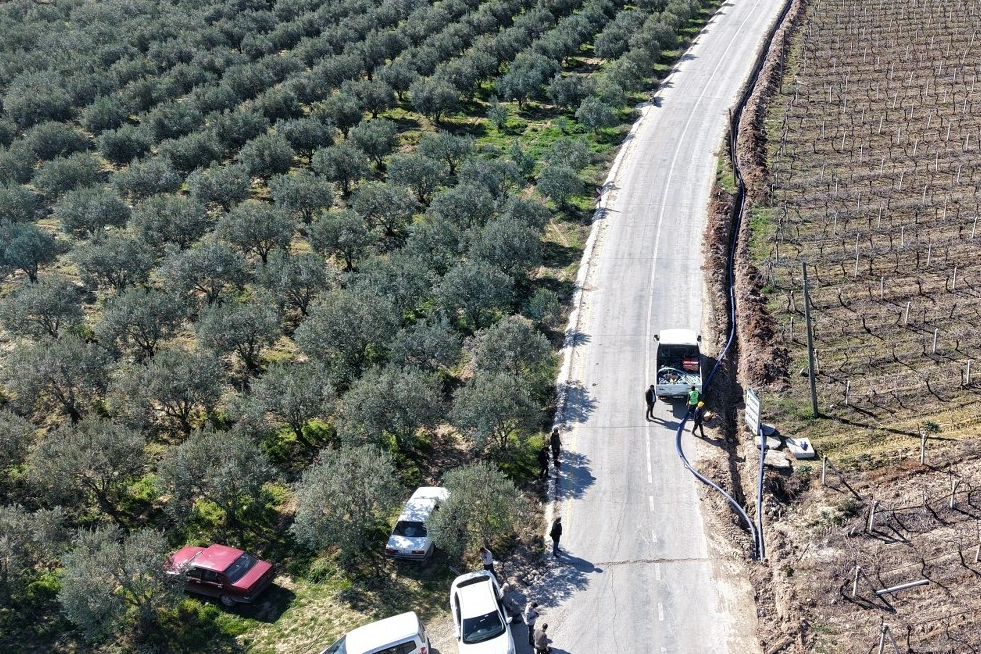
[449, 570, 515, 654]
[318, 610, 431, 654]
[385, 486, 449, 560]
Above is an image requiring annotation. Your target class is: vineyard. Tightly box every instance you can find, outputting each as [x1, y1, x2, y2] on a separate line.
[0, 0, 723, 650]
[740, 0, 981, 650]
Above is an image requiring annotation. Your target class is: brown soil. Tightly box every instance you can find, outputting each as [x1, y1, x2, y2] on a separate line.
[704, 0, 981, 651]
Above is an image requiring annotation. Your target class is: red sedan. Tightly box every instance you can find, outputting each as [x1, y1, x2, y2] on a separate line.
[166, 544, 275, 607]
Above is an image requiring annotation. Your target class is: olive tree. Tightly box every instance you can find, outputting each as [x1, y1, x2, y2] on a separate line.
[233, 359, 336, 447]
[0, 276, 83, 339]
[308, 209, 376, 272]
[0, 182, 40, 223]
[28, 417, 146, 520]
[95, 287, 187, 360]
[335, 364, 444, 451]
[112, 347, 224, 435]
[0, 222, 64, 283]
[0, 335, 111, 424]
[216, 200, 295, 265]
[469, 315, 553, 385]
[32, 152, 104, 199]
[290, 444, 402, 563]
[58, 525, 183, 643]
[111, 156, 182, 200]
[575, 97, 618, 132]
[435, 261, 514, 331]
[349, 181, 416, 238]
[268, 170, 334, 223]
[428, 461, 527, 559]
[294, 288, 399, 385]
[130, 194, 213, 250]
[417, 131, 473, 176]
[470, 217, 543, 278]
[348, 119, 398, 168]
[157, 242, 250, 306]
[255, 250, 333, 319]
[196, 298, 281, 374]
[0, 410, 37, 483]
[186, 163, 250, 210]
[155, 426, 274, 527]
[235, 133, 295, 179]
[450, 370, 542, 452]
[71, 233, 156, 293]
[54, 186, 131, 241]
[387, 153, 446, 204]
[311, 142, 370, 196]
[0, 505, 67, 606]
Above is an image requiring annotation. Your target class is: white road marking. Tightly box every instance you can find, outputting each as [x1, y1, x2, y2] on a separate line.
[655, 562, 662, 581]
[649, 495, 655, 512]
[658, 603, 664, 621]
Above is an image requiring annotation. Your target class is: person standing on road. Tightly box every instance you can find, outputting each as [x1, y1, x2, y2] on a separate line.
[537, 445, 550, 479]
[691, 401, 707, 438]
[686, 385, 700, 417]
[549, 428, 561, 468]
[533, 623, 551, 653]
[523, 601, 540, 648]
[645, 384, 657, 421]
[549, 517, 562, 557]
[479, 545, 496, 579]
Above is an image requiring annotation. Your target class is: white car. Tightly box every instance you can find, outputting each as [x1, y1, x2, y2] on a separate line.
[449, 571, 515, 654]
[385, 486, 449, 560]
[318, 610, 431, 654]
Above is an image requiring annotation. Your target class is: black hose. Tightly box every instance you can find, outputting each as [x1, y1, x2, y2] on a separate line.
[675, 0, 797, 561]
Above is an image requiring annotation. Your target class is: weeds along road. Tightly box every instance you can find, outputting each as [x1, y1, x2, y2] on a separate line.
[542, 1, 789, 652]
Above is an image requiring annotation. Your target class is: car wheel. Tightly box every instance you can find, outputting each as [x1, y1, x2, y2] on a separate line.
[219, 594, 236, 608]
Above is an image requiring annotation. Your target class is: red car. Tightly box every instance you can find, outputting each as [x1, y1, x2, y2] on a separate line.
[166, 544, 275, 607]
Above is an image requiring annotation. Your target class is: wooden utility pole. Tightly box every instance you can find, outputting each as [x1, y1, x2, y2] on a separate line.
[802, 262, 819, 416]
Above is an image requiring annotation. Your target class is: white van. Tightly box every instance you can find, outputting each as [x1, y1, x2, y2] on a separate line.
[318, 611, 431, 654]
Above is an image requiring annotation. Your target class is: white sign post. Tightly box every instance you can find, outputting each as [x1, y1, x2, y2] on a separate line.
[745, 388, 761, 437]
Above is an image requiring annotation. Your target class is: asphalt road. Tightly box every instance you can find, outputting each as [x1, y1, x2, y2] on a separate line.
[535, 1, 790, 652]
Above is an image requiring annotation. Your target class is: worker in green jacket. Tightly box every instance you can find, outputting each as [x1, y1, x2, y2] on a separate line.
[686, 386, 700, 418]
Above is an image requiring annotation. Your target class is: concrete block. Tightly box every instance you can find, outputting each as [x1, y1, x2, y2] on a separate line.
[764, 450, 792, 469]
[754, 434, 782, 450]
[785, 437, 816, 459]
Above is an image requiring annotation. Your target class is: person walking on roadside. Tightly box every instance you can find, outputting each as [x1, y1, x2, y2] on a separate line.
[533, 623, 551, 653]
[549, 428, 562, 468]
[523, 601, 540, 647]
[479, 545, 496, 579]
[691, 401, 707, 438]
[549, 517, 562, 557]
[645, 384, 657, 421]
[537, 445, 550, 479]
[686, 385, 700, 418]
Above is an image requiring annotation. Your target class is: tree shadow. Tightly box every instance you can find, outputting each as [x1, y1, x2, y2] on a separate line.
[510, 550, 603, 610]
[233, 584, 296, 623]
[556, 378, 596, 425]
[552, 451, 594, 502]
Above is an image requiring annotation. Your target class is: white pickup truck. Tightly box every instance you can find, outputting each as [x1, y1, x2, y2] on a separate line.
[654, 329, 702, 399]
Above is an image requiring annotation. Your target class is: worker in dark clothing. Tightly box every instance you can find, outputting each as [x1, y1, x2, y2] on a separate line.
[549, 428, 562, 468]
[645, 384, 657, 420]
[549, 517, 562, 557]
[537, 445, 550, 479]
[691, 401, 707, 437]
[686, 386, 700, 418]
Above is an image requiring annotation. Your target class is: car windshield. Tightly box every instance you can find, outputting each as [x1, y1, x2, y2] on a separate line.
[462, 610, 505, 644]
[320, 636, 346, 654]
[223, 553, 258, 583]
[393, 521, 427, 538]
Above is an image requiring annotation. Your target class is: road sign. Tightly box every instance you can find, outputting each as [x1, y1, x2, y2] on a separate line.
[745, 388, 761, 436]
